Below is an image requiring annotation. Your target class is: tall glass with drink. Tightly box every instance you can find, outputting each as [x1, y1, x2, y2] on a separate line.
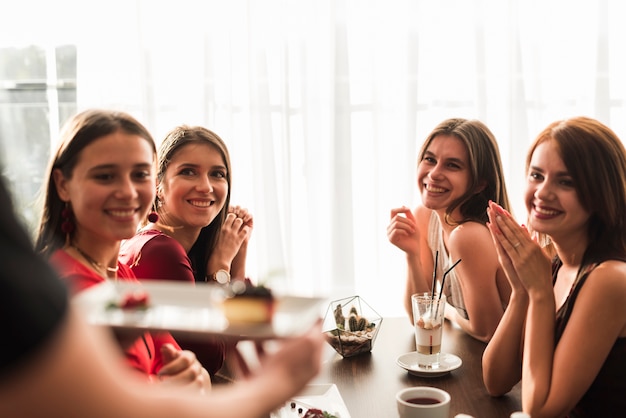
[411, 293, 446, 369]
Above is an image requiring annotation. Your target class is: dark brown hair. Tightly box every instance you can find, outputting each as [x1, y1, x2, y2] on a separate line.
[156, 125, 232, 281]
[35, 109, 156, 259]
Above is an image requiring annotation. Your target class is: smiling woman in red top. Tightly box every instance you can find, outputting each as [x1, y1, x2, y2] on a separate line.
[119, 125, 253, 375]
[120, 125, 252, 287]
[34, 109, 211, 392]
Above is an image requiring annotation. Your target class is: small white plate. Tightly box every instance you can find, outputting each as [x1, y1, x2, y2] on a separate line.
[270, 384, 351, 418]
[396, 352, 462, 377]
[72, 279, 326, 341]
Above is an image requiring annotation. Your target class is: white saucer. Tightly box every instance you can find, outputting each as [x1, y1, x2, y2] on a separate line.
[396, 352, 462, 377]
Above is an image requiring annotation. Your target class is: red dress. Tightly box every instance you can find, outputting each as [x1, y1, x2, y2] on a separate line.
[120, 230, 226, 375]
[120, 229, 195, 282]
[49, 249, 181, 379]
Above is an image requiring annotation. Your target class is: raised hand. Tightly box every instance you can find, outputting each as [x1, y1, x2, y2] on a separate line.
[207, 206, 253, 277]
[228, 205, 254, 233]
[387, 206, 420, 255]
[486, 201, 551, 293]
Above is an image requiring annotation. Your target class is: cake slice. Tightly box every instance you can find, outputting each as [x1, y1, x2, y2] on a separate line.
[221, 282, 275, 324]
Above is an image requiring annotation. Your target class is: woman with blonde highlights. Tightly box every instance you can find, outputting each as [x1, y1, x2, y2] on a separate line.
[388, 118, 512, 342]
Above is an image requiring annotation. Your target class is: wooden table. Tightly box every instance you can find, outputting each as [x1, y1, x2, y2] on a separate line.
[312, 317, 521, 418]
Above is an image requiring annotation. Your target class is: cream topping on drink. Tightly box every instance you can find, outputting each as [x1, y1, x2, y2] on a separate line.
[415, 316, 443, 352]
[417, 317, 440, 330]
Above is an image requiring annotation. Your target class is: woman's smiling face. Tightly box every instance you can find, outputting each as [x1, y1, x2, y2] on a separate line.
[54, 131, 156, 244]
[417, 134, 472, 214]
[157, 142, 228, 229]
[525, 139, 591, 242]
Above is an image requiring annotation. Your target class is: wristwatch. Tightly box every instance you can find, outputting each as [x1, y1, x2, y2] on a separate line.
[209, 269, 231, 284]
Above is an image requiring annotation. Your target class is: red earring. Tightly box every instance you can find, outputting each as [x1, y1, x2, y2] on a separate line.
[147, 211, 159, 223]
[148, 195, 161, 223]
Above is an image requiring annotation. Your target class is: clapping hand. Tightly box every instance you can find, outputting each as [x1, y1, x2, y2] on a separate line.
[486, 201, 551, 294]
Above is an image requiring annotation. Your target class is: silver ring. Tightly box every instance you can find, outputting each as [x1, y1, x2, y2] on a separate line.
[513, 242, 521, 248]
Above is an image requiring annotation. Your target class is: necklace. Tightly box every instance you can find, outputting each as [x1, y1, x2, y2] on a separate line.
[71, 244, 119, 278]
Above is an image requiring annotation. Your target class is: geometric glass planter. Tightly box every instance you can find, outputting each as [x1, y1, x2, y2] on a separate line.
[323, 295, 383, 358]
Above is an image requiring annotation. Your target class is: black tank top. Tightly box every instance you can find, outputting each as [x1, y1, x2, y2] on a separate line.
[553, 259, 626, 417]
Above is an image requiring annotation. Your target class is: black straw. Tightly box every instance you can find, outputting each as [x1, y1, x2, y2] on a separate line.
[438, 258, 461, 301]
[431, 250, 439, 300]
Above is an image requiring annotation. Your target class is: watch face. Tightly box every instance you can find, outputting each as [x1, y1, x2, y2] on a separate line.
[216, 270, 230, 284]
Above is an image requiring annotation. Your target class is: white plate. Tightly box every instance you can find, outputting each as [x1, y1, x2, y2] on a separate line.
[72, 279, 326, 340]
[396, 352, 462, 377]
[270, 384, 351, 418]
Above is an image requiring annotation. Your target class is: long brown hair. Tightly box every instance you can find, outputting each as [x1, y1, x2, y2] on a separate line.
[35, 109, 156, 259]
[419, 118, 511, 226]
[155, 125, 232, 281]
[526, 116, 626, 262]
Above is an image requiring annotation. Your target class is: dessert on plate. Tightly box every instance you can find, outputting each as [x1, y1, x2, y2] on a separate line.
[221, 281, 275, 324]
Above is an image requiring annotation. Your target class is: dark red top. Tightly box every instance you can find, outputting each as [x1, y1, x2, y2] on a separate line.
[49, 249, 181, 379]
[120, 229, 195, 282]
[120, 230, 226, 375]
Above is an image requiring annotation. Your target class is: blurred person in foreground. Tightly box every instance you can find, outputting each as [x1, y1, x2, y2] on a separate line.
[482, 117, 626, 417]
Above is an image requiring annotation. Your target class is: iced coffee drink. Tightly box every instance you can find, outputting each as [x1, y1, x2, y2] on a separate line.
[412, 293, 446, 368]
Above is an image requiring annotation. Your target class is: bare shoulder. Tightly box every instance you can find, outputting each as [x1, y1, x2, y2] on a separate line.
[573, 260, 626, 337]
[449, 221, 492, 248]
[585, 260, 626, 296]
[448, 221, 498, 269]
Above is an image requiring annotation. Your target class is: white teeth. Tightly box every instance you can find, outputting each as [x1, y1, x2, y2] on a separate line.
[426, 185, 446, 193]
[109, 210, 135, 217]
[535, 207, 559, 216]
[189, 200, 212, 208]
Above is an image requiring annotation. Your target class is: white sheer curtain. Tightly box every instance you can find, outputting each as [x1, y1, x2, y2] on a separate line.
[5, 0, 626, 316]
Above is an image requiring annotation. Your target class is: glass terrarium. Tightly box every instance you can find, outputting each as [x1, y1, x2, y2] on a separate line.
[323, 295, 382, 358]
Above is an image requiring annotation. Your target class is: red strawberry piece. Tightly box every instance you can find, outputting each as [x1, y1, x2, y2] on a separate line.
[120, 290, 149, 309]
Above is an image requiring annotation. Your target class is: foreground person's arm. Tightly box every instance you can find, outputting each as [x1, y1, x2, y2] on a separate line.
[0, 308, 323, 418]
